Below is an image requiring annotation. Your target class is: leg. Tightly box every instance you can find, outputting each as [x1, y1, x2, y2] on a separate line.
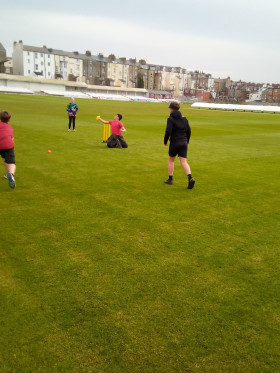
[119, 135, 128, 148]
[168, 156, 176, 176]
[179, 157, 195, 189]
[68, 116, 72, 130]
[2, 150, 16, 175]
[2, 157, 16, 189]
[179, 157, 191, 175]
[4, 160, 16, 175]
[164, 156, 176, 185]
[73, 116, 76, 131]
[107, 135, 117, 148]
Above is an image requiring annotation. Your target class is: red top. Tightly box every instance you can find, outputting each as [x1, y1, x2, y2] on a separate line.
[109, 120, 123, 136]
[0, 122, 14, 149]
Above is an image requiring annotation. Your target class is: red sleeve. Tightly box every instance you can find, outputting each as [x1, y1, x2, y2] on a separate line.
[119, 121, 123, 128]
[9, 125, 13, 137]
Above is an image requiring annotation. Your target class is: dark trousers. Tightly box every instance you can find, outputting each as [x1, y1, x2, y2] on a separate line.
[107, 134, 128, 148]
[68, 116, 76, 130]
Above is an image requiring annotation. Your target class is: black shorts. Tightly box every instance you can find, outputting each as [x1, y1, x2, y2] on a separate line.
[169, 142, 188, 158]
[0, 148, 16, 164]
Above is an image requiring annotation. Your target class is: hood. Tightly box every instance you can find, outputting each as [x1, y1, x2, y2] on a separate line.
[170, 110, 182, 120]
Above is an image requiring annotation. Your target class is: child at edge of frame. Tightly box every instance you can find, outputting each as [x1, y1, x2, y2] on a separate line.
[0, 110, 16, 189]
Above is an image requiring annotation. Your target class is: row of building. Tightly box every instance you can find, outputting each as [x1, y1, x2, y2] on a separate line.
[1, 41, 279, 103]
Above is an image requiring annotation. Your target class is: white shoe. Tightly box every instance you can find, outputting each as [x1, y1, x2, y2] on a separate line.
[73, 129, 76, 132]
[68, 129, 71, 132]
[4, 173, 8, 179]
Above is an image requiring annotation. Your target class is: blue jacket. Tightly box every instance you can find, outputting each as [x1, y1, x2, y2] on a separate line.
[67, 103, 78, 116]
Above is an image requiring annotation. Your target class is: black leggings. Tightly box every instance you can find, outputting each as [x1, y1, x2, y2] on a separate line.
[68, 116, 76, 130]
[107, 134, 128, 148]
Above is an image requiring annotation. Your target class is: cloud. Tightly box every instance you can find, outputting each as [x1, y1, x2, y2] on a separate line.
[1, 1, 280, 83]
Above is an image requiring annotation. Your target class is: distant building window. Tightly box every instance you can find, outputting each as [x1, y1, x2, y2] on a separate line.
[27, 52, 30, 56]
[35, 53, 38, 58]
[63, 56, 65, 61]
[41, 70, 43, 74]
[5, 67, 10, 73]
[76, 59, 79, 63]
[64, 62, 67, 68]
[41, 62, 43, 66]
[41, 53, 43, 57]
[35, 64, 38, 70]
[70, 69, 73, 73]
[55, 67, 58, 72]
[76, 65, 79, 70]
[48, 54, 50, 58]
[28, 70, 30, 74]
[28, 59, 30, 63]
[48, 62, 50, 66]
[48, 72, 50, 76]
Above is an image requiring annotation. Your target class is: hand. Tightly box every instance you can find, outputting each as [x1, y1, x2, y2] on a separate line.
[164, 144, 168, 146]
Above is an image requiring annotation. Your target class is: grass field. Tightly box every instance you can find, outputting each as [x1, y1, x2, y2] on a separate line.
[1, 93, 280, 372]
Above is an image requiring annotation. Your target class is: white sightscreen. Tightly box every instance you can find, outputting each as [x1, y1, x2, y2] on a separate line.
[191, 102, 280, 113]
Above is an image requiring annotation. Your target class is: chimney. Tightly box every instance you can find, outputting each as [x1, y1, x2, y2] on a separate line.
[108, 54, 116, 61]
[86, 50, 91, 56]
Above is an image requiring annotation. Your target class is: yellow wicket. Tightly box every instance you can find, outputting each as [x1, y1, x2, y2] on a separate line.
[102, 123, 111, 143]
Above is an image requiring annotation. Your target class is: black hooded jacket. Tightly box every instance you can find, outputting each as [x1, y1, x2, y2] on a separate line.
[164, 110, 191, 145]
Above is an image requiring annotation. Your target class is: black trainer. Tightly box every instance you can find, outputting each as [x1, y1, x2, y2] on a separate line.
[164, 179, 173, 185]
[188, 178, 195, 189]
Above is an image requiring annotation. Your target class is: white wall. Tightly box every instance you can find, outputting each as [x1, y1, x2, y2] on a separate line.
[0, 74, 147, 96]
[23, 51, 55, 79]
[12, 43, 24, 75]
[3, 79, 65, 91]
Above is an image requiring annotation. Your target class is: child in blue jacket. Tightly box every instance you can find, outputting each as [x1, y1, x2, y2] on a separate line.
[67, 97, 78, 132]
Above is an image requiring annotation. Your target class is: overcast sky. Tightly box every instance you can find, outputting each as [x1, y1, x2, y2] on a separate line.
[1, 0, 279, 83]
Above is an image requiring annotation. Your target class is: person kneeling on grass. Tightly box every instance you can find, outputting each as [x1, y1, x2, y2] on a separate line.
[99, 114, 128, 148]
[0, 110, 16, 189]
